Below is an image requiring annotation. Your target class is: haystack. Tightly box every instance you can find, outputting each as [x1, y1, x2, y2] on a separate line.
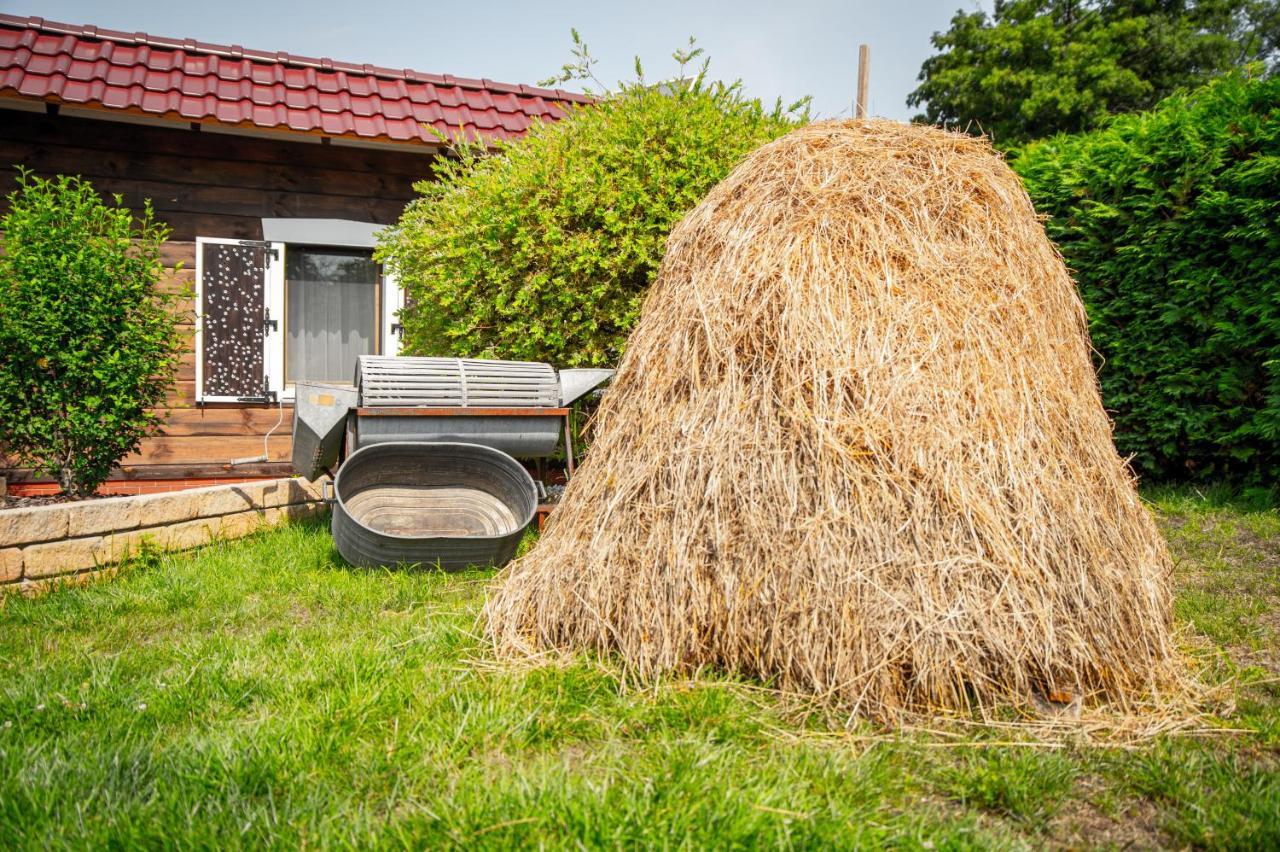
[485, 120, 1179, 720]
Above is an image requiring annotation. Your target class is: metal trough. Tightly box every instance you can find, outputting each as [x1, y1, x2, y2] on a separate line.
[329, 441, 537, 570]
[350, 408, 565, 458]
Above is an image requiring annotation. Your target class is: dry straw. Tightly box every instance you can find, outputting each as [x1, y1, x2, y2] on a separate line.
[485, 119, 1183, 723]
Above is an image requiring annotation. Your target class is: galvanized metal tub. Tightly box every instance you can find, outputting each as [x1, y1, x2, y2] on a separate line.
[330, 441, 536, 570]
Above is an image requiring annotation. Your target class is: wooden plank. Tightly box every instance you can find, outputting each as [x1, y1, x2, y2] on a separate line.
[162, 241, 197, 268]
[122, 434, 292, 465]
[116, 462, 294, 480]
[0, 139, 420, 202]
[158, 268, 195, 291]
[856, 44, 870, 119]
[174, 350, 196, 382]
[154, 405, 294, 436]
[153, 212, 264, 241]
[84, 176, 413, 222]
[0, 109, 435, 177]
[167, 381, 197, 407]
[164, 295, 196, 319]
[0, 177, 409, 243]
[159, 273, 197, 321]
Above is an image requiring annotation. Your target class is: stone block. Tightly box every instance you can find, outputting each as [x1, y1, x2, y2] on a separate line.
[193, 483, 265, 518]
[0, 505, 69, 547]
[102, 528, 162, 563]
[161, 517, 218, 552]
[258, 478, 294, 508]
[262, 477, 323, 508]
[1, 547, 21, 583]
[293, 477, 328, 503]
[67, 497, 142, 537]
[266, 503, 324, 526]
[132, 490, 203, 527]
[216, 509, 268, 540]
[13, 565, 118, 597]
[22, 536, 108, 579]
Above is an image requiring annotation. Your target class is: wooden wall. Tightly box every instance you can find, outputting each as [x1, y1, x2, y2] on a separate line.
[0, 106, 435, 486]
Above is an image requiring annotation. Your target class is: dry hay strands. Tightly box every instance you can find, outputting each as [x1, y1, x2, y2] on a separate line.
[485, 119, 1191, 727]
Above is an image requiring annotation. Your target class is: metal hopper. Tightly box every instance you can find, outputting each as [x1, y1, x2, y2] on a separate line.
[291, 382, 359, 480]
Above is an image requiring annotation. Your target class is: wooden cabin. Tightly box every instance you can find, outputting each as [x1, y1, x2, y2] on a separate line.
[0, 14, 587, 495]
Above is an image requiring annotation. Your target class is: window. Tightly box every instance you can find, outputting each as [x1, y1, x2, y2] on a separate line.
[196, 237, 402, 402]
[285, 247, 380, 385]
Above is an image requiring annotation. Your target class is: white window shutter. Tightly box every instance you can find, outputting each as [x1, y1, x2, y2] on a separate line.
[195, 237, 273, 402]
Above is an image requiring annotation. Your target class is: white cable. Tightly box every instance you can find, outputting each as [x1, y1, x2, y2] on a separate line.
[228, 395, 285, 467]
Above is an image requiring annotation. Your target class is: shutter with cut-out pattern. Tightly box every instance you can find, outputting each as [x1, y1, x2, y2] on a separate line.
[196, 239, 269, 402]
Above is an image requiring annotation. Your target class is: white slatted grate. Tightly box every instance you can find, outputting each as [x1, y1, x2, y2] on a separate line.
[356, 356, 560, 408]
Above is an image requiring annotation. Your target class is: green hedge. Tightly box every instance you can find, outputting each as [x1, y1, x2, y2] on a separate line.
[377, 78, 799, 367]
[1015, 71, 1280, 484]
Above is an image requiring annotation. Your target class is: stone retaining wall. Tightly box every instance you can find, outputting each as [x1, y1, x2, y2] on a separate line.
[0, 478, 327, 594]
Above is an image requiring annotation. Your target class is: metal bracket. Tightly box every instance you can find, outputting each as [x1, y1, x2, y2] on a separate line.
[236, 387, 278, 405]
[390, 322, 403, 338]
[237, 240, 280, 268]
[264, 307, 279, 333]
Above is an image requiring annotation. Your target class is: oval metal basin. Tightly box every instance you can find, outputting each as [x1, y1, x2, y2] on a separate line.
[331, 441, 536, 570]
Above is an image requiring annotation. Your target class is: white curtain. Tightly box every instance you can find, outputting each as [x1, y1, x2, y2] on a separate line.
[285, 247, 378, 384]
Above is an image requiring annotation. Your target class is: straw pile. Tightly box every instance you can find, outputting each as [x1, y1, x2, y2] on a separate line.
[485, 120, 1180, 721]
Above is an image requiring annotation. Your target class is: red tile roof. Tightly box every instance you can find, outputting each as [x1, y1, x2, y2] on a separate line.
[0, 14, 591, 146]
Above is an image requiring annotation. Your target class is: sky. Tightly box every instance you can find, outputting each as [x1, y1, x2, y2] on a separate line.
[2, 1, 988, 120]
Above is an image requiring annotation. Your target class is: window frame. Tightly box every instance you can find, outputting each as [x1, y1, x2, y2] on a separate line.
[195, 235, 402, 404]
[276, 243, 388, 396]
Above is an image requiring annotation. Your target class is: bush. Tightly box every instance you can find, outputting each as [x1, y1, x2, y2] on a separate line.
[0, 171, 184, 496]
[1014, 70, 1280, 484]
[377, 42, 804, 366]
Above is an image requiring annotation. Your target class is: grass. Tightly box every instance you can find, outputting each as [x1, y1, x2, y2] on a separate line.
[1, 488, 1277, 849]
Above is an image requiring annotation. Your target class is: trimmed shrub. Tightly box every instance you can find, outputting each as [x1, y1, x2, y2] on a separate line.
[377, 65, 802, 366]
[0, 171, 185, 496]
[1015, 70, 1280, 484]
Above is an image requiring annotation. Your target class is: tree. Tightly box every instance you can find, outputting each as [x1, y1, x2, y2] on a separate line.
[909, 1, 1279, 148]
[376, 36, 806, 366]
[0, 171, 185, 496]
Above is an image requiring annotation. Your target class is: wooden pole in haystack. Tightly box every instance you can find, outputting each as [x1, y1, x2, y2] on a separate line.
[855, 43, 870, 118]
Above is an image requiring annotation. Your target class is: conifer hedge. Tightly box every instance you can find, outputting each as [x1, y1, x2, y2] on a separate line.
[1015, 71, 1280, 484]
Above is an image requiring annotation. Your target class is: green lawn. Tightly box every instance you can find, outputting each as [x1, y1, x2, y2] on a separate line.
[1, 489, 1277, 849]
